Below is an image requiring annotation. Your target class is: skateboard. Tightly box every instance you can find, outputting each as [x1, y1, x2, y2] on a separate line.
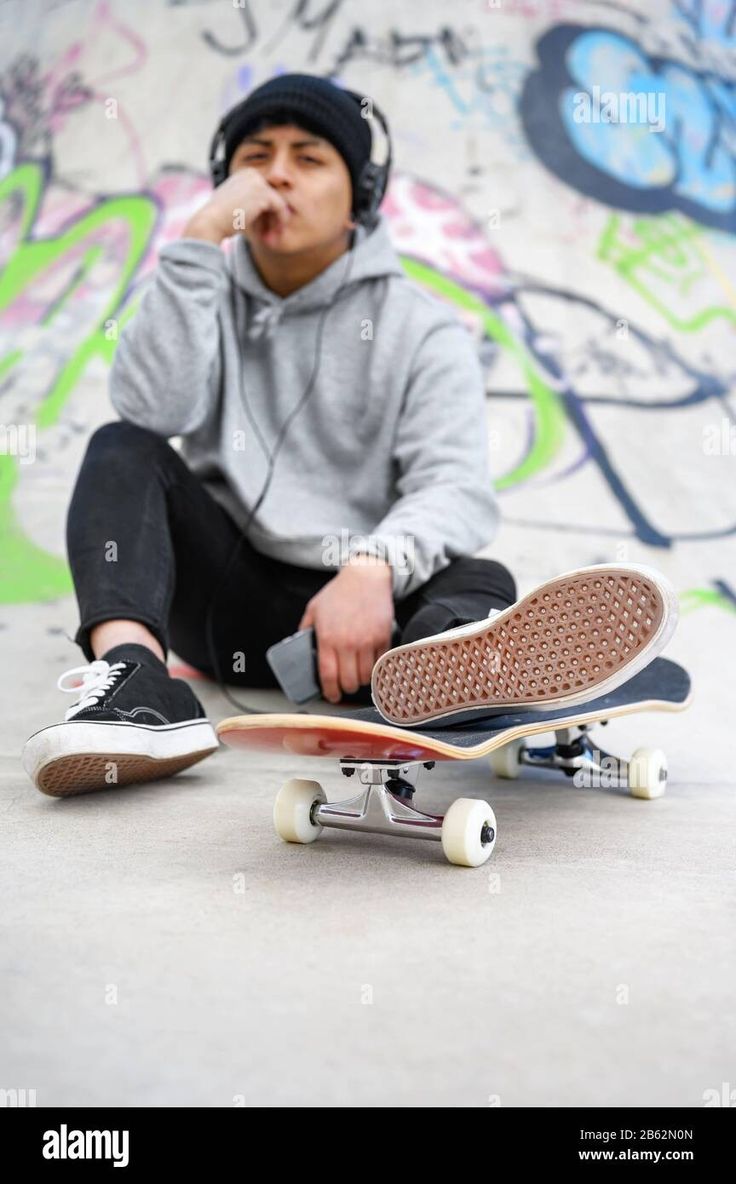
[217, 657, 692, 867]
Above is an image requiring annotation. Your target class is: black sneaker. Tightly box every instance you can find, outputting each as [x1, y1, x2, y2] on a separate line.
[22, 644, 219, 797]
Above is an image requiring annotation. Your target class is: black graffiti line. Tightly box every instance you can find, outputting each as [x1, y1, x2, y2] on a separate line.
[261, 0, 346, 63]
[328, 23, 473, 76]
[715, 578, 736, 605]
[499, 514, 736, 543]
[503, 291, 703, 548]
[487, 388, 731, 412]
[201, 0, 258, 56]
[500, 516, 638, 538]
[333, 29, 443, 74]
[675, 0, 736, 40]
[559, 390, 732, 411]
[510, 277, 732, 410]
[577, 0, 648, 25]
[557, 378, 669, 546]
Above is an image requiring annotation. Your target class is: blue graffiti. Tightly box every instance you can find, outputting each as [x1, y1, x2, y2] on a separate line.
[409, 40, 529, 141]
[520, 24, 736, 232]
[674, 0, 736, 47]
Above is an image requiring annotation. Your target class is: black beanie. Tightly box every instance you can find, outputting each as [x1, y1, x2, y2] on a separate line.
[219, 73, 374, 215]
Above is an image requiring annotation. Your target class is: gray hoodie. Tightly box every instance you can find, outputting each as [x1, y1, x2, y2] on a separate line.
[109, 213, 500, 599]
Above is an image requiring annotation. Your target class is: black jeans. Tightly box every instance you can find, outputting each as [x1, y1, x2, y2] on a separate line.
[66, 422, 517, 700]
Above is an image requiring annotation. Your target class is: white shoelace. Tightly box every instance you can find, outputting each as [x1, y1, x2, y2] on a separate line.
[57, 660, 127, 721]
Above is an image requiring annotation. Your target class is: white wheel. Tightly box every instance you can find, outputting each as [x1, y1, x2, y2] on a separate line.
[628, 748, 667, 800]
[441, 797, 497, 867]
[273, 778, 327, 843]
[489, 738, 524, 779]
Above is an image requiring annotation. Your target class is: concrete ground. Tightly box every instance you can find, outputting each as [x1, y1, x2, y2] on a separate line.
[1, 599, 734, 1107]
[2, 0, 736, 1112]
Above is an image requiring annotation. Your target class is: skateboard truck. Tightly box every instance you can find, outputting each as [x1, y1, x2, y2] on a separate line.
[492, 723, 668, 795]
[315, 758, 445, 842]
[273, 758, 498, 867]
[340, 756, 436, 797]
[521, 724, 624, 781]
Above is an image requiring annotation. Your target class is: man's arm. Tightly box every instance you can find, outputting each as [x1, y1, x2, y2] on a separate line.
[367, 318, 500, 599]
[108, 217, 229, 438]
[297, 317, 498, 702]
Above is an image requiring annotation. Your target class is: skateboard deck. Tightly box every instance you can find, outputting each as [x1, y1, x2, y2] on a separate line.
[217, 657, 691, 762]
[216, 657, 691, 867]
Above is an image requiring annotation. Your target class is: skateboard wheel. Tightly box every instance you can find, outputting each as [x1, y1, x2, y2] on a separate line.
[628, 747, 667, 799]
[273, 778, 327, 843]
[488, 739, 524, 779]
[441, 798, 497, 867]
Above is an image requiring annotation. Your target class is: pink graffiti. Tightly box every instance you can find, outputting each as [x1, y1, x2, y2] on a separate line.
[383, 173, 507, 296]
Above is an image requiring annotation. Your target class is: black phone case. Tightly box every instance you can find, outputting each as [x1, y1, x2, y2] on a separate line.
[266, 627, 320, 703]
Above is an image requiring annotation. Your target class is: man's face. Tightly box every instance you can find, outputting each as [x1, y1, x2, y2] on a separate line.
[228, 123, 355, 254]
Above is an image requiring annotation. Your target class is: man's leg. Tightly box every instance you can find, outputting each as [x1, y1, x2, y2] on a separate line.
[395, 557, 517, 645]
[29, 422, 408, 794]
[25, 420, 253, 795]
[66, 419, 340, 694]
[167, 534, 331, 689]
[66, 420, 253, 665]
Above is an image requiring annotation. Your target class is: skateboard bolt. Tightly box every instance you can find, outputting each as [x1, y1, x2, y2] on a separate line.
[481, 823, 495, 845]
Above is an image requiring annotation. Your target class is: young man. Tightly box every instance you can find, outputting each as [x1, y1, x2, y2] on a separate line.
[22, 74, 677, 796]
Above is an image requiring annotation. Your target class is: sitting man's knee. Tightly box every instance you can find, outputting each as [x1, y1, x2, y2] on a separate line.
[488, 558, 517, 602]
[87, 419, 168, 456]
[454, 554, 515, 579]
[451, 555, 517, 604]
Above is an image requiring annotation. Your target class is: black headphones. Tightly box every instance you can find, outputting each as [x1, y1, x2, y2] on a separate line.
[207, 87, 392, 230]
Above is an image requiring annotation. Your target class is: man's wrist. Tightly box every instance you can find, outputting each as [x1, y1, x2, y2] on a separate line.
[345, 552, 392, 574]
[182, 215, 224, 246]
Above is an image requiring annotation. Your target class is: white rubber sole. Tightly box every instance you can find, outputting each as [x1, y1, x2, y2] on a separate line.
[371, 563, 679, 727]
[22, 718, 219, 797]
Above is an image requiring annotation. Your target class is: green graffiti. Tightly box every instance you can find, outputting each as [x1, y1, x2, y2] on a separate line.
[680, 587, 736, 615]
[597, 212, 736, 332]
[1, 174, 567, 605]
[399, 257, 567, 487]
[0, 162, 155, 604]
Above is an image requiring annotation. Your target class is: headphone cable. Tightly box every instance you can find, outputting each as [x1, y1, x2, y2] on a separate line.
[202, 239, 357, 716]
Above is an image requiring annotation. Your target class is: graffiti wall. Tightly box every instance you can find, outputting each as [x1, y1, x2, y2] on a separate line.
[0, 0, 734, 738]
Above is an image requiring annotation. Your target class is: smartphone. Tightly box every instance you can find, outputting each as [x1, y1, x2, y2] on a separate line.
[266, 621, 402, 705]
[266, 627, 320, 704]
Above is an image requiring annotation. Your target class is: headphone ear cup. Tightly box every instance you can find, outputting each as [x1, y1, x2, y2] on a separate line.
[352, 170, 368, 225]
[209, 121, 228, 188]
[354, 160, 385, 228]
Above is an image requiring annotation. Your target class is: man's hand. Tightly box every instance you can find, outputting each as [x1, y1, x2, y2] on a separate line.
[182, 168, 293, 246]
[298, 557, 395, 703]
